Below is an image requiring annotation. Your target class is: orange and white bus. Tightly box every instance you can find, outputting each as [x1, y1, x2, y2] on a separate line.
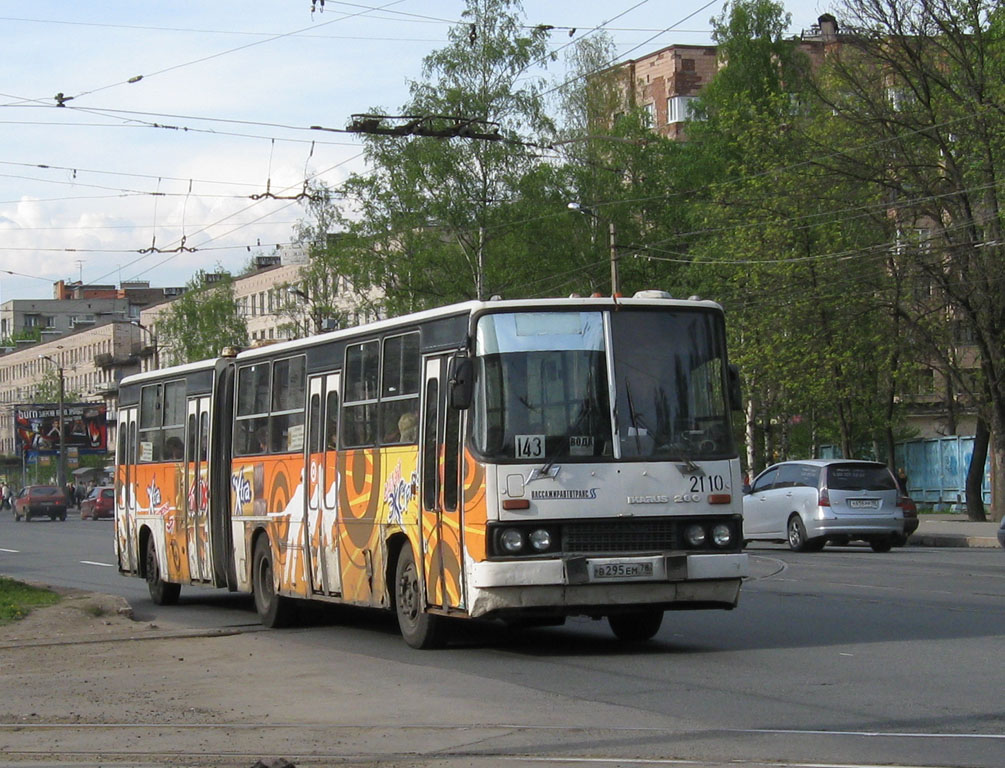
[115, 292, 748, 647]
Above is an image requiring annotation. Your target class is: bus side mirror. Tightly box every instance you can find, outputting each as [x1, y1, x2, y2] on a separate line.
[448, 355, 473, 410]
[728, 364, 743, 412]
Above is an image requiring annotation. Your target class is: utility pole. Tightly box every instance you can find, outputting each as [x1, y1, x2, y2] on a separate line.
[608, 219, 619, 296]
[38, 355, 66, 492]
[568, 202, 620, 296]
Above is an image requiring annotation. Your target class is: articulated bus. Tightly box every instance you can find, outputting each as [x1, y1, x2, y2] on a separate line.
[115, 292, 749, 647]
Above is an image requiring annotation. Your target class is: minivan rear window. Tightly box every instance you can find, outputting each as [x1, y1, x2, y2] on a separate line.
[827, 464, 896, 491]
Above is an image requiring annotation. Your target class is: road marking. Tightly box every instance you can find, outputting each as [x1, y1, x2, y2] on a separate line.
[80, 560, 115, 567]
[0, 547, 19, 553]
[736, 728, 1005, 740]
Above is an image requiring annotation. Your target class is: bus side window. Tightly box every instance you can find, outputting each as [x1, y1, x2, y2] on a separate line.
[325, 391, 339, 450]
[422, 378, 439, 510]
[443, 395, 461, 512]
[308, 393, 322, 455]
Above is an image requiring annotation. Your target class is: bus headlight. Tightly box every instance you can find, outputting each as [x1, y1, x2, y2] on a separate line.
[685, 524, 706, 547]
[711, 523, 733, 547]
[500, 528, 525, 554]
[528, 529, 552, 551]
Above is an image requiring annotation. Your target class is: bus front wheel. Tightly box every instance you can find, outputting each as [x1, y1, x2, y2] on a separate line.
[253, 536, 295, 628]
[608, 609, 663, 642]
[394, 545, 445, 649]
[145, 536, 180, 605]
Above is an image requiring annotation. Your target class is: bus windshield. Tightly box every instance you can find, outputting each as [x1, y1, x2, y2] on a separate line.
[472, 309, 734, 462]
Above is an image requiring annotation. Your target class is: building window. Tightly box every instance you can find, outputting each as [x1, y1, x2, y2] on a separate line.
[667, 95, 696, 124]
[642, 102, 655, 127]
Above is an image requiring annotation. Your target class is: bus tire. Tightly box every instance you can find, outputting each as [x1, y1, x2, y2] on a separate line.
[394, 545, 445, 649]
[146, 535, 180, 605]
[608, 609, 663, 642]
[253, 536, 295, 628]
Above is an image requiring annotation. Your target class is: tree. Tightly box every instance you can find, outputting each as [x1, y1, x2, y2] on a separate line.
[336, 0, 567, 312]
[32, 368, 82, 403]
[272, 182, 364, 338]
[156, 270, 248, 364]
[683, 0, 905, 470]
[816, 0, 1005, 519]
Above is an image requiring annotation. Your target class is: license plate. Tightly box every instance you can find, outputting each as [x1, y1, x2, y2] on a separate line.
[591, 562, 654, 580]
[848, 499, 879, 509]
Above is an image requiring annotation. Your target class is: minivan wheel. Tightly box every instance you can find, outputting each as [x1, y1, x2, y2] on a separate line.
[870, 537, 893, 553]
[787, 515, 811, 552]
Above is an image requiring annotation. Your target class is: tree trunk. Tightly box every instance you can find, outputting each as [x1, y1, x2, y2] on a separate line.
[991, 437, 1005, 524]
[965, 419, 989, 521]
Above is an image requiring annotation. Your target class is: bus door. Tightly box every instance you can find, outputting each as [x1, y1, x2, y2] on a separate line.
[305, 373, 342, 595]
[117, 407, 139, 574]
[420, 356, 465, 610]
[185, 396, 213, 582]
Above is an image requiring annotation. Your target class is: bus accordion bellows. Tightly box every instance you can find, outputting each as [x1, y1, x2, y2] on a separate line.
[114, 293, 749, 648]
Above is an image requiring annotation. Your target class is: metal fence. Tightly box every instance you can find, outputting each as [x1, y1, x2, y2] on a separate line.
[895, 436, 991, 508]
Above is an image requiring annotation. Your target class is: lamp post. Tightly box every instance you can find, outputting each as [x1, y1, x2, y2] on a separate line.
[567, 202, 620, 296]
[285, 285, 339, 336]
[38, 354, 66, 492]
[130, 320, 158, 370]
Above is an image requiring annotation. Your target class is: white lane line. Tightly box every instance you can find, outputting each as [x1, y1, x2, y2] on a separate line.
[80, 560, 115, 567]
[736, 728, 1005, 740]
[0, 548, 19, 553]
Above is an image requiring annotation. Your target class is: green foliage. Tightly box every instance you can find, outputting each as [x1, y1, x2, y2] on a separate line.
[32, 367, 83, 403]
[335, 0, 571, 311]
[0, 577, 60, 625]
[156, 269, 248, 363]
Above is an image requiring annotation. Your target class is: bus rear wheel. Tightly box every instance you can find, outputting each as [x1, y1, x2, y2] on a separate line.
[394, 545, 445, 649]
[608, 609, 663, 642]
[253, 536, 295, 628]
[145, 536, 180, 605]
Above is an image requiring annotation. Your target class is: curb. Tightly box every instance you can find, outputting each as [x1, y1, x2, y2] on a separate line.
[908, 534, 1000, 548]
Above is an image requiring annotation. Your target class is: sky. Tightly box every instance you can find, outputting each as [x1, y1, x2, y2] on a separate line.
[0, 0, 834, 305]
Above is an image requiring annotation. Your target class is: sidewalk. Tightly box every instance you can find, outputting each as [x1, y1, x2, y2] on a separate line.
[910, 514, 1002, 548]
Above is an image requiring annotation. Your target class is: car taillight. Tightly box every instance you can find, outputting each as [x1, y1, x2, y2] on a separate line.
[818, 487, 830, 506]
[898, 496, 917, 515]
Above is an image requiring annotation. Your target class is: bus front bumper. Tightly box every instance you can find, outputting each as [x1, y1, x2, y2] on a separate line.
[467, 552, 748, 617]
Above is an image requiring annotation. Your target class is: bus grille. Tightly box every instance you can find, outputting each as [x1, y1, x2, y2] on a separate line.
[562, 520, 677, 553]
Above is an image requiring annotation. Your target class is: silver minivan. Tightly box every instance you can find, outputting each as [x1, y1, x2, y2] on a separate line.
[742, 460, 906, 552]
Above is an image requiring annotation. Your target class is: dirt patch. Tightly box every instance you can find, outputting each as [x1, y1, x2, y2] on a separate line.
[0, 586, 140, 649]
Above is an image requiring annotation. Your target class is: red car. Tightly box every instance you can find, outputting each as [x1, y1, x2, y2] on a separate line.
[13, 485, 68, 522]
[80, 486, 115, 520]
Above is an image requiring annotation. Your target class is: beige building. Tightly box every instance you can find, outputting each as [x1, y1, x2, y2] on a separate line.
[0, 320, 145, 456]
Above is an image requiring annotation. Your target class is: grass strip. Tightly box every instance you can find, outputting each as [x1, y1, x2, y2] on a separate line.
[0, 577, 61, 625]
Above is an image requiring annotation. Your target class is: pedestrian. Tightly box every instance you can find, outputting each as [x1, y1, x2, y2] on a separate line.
[896, 467, 909, 495]
[66, 482, 76, 509]
[1, 481, 11, 510]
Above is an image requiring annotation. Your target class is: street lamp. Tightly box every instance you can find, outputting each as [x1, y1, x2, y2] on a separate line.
[130, 320, 158, 370]
[567, 202, 620, 296]
[287, 285, 338, 335]
[38, 354, 66, 492]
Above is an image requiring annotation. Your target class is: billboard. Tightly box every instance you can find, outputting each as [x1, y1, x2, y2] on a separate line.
[14, 403, 108, 456]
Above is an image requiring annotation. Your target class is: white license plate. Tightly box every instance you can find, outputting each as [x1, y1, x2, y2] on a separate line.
[848, 499, 879, 509]
[591, 562, 654, 580]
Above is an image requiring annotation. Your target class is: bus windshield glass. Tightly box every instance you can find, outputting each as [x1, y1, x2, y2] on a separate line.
[473, 312, 613, 461]
[472, 308, 734, 462]
[611, 309, 733, 460]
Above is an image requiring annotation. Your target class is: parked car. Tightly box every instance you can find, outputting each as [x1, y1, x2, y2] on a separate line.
[997, 516, 1005, 549]
[742, 460, 906, 552]
[13, 485, 68, 522]
[889, 495, 919, 547]
[79, 485, 115, 520]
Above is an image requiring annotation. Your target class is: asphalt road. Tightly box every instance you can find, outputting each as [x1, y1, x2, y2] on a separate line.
[1, 511, 1003, 768]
